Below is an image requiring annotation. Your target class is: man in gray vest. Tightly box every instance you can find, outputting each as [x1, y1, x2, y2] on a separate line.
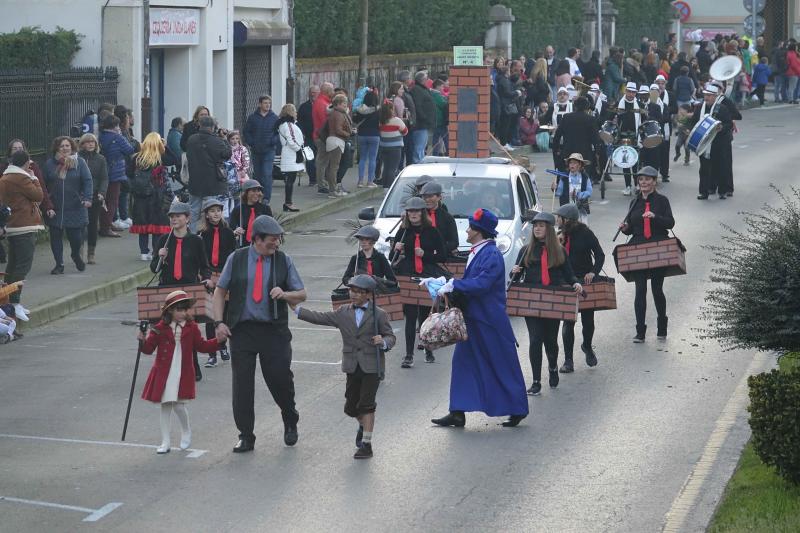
[213, 215, 306, 452]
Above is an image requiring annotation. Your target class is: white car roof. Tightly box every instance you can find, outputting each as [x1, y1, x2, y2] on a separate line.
[399, 157, 532, 181]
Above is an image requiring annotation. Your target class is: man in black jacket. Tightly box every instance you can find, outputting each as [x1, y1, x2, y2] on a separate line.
[495, 65, 520, 149]
[551, 97, 601, 173]
[409, 71, 436, 164]
[297, 85, 319, 186]
[186, 116, 232, 231]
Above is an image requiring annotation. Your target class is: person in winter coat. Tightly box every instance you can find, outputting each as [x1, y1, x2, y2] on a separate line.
[77, 134, 108, 265]
[138, 289, 222, 453]
[518, 106, 538, 148]
[525, 58, 551, 108]
[602, 50, 626, 101]
[167, 117, 184, 164]
[98, 114, 135, 237]
[185, 116, 232, 232]
[751, 57, 771, 106]
[44, 136, 93, 275]
[223, 130, 251, 216]
[342, 226, 396, 285]
[179, 105, 209, 152]
[323, 94, 353, 198]
[230, 180, 273, 247]
[785, 43, 800, 104]
[495, 65, 521, 149]
[408, 71, 437, 164]
[276, 104, 305, 212]
[378, 102, 408, 189]
[243, 96, 279, 203]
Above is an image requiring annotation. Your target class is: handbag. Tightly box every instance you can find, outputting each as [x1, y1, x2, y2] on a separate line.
[302, 145, 315, 161]
[504, 102, 519, 115]
[419, 295, 468, 351]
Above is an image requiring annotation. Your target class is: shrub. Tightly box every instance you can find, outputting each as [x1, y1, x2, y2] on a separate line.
[699, 186, 800, 353]
[0, 26, 83, 70]
[748, 367, 800, 485]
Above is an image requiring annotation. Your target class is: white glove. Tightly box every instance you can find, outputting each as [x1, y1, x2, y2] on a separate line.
[437, 278, 455, 296]
[418, 276, 447, 288]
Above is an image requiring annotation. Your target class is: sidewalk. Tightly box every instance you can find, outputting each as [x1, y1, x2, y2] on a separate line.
[12, 168, 384, 329]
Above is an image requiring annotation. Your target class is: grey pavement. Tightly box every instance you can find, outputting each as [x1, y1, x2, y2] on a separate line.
[1, 105, 796, 531]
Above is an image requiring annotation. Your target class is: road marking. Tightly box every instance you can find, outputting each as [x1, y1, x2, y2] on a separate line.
[661, 355, 767, 532]
[737, 144, 749, 149]
[0, 496, 122, 522]
[14, 343, 107, 352]
[0, 433, 208, 459]
[294, 360, 341, 366]
[789, 131, 796, 135]
[763, 138, 773, 142]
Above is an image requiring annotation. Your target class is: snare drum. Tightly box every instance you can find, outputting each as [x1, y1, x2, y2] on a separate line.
[688, 115, 721, 156]
[598, 121, 618, 144]
[639, 120, 664, 148]
[611, 145, 639, 169]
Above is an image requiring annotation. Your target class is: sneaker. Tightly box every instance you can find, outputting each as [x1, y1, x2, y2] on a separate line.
[121, 218, 133, 227]
[328, 193, 339, 199]
[582, 343, 598, 367]
[401, 355, 414, 368]
[219, 347, 230, 361]
[140, 253, 151, 261]
[204, 355, 218, 368]
[622, 186, 632, 196]
[367, 183, 378, 188]
[112, 221, 127, 231]
[527, 382, 542, 396]
[559, 361, 574, 373]
[336, 185, 350, 195]
[548, 367, 560, 388]
[503, 144, 516, 151]
[425, 351, 435, 363]
[13, 304, 30, 322]
[318, 187, 330, 194]
[355, 425, 364, 448]
[357, 182, 366, 188]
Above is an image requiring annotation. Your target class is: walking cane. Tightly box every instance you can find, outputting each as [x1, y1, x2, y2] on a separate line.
[612, 193, 640, 242]
[122, 321, 149, 441]
[372, 290, 384, 381]
[154, 230, 174, 274]
[237, 202, 244, 248]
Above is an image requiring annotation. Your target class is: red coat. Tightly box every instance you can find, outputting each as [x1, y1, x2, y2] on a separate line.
[140, 320, 219, 403]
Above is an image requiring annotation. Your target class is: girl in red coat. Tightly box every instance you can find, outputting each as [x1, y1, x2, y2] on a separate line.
[137, 290, 221, 453]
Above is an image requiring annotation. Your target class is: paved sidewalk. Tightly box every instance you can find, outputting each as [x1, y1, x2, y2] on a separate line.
[10, 169, 384, 329]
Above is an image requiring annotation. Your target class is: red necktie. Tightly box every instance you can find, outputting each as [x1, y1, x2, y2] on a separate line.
[644, 201, 652, 239]
[540, 246, 551, 285]
[428, 209, 437, 227]
[252, 255, 263, 303]
[366, 259, 373, 275]
[245, 207, 256, 243]
[414, 233, 423, 274]
[173, 238, 183, 281]
[211, 227, 220, 267]
[565, 236, 571, 255]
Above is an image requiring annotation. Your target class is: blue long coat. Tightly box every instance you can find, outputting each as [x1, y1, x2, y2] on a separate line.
[450, 241, 529, 416]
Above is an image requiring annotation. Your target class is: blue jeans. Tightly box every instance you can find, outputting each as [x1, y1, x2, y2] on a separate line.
[774, 74, 788, 102]
[49, 225, 84, 266]
[409, 129, 429, 164]
[252, 149, 275, 203]
[118, 188, 129, 220]
[357, 135, 380, 183]
[189, 194, 217, 233]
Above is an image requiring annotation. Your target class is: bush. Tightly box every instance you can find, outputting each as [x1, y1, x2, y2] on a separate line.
[748, 367, 800, 485]
[699, 186, 800, 353]
[0, 26, 83, 69]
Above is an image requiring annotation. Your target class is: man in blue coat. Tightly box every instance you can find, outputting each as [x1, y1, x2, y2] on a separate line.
[431, 208, 529, 428]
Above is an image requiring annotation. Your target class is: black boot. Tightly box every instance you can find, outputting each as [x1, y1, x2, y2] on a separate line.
[633, 325, 646, 343]
[501, 414, 527, 427]
[657, 316, 668, 340]
[582, 343, 598, 367]
[431, 411, 465, 427]
[559, 355, 574, 373]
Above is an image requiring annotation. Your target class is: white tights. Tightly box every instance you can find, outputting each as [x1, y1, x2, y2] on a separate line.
[159, 402, 191, 451]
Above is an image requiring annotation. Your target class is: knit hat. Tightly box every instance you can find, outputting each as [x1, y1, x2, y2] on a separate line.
[555, 203, 580, 221]
[347, 274, 377, 292]
[468, 208, 499, 237]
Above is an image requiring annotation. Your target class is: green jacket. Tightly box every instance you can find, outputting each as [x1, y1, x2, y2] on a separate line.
[431, 90, 448, 129]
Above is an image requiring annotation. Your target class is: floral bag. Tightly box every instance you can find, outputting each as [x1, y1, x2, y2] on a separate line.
[419, 295, 468, 350]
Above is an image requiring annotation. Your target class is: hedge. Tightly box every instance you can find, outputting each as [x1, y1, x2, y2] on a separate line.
[0, 26, 83, 70]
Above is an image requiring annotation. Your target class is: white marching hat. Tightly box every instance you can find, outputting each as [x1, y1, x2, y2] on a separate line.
[649, 83, 660, 91]
[589, 83, 600, 91]
[625, 82, 638, 92]
[655, 74, 666, 82]
[638, 84, 650, 94]
[557, 86, 569, 94]
[702, 83, 720, 95]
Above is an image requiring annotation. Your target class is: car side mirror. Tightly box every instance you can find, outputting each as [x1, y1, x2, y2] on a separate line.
[521, 209, 539, 223]
[357, 207, 376, 222]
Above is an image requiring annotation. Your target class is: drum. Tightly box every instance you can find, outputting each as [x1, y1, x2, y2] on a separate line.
[611, 145, 639, 169]
[639, 120, 664, 148]
[688, 115, 721, 156]
[598, 121, 618, 144]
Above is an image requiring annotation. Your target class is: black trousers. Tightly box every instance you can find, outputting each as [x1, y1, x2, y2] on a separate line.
[633, 270, 666, 327]
[700, 139, 733, 195]
[87, 196, 103, 249]
[524, 317, 560, 382]
[640, 146, 660, 173]
[379, 146, 402, 189]
[497, 112, 515, 145]
[306, 144, 317, 184]
[698, 156, 719, 195]
[561, 310, 596, 359]
[623, 167, 633, 188]
[49, 225, 84, 266]
[403, 304, 430, 355]
[283, 171, 297, 205]
[230, 321, 298, 442]
[659, 136, 671, 178]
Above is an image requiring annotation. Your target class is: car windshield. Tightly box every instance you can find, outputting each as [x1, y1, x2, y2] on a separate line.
[380, 176, 514, 219]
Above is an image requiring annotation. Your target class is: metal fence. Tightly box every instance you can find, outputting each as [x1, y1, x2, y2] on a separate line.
[0, 67, 119, 156]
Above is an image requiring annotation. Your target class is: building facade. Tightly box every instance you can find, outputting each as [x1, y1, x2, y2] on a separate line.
[1, 0, 291, 137]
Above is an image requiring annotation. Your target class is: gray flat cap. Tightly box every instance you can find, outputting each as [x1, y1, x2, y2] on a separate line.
[532, 212, 556, 225]
[202, 198, 224, 211]
[251, 215, 284, 236]
[415, 175, 434, 188]
[403, 196, 427, 210]
[354, 226, 380, 241]
[555, 203, 580, 221]
[636, 166, 659, 179]
[168, 201, 191, 216]
[241, 179, 263, 192]
[420, 182, 442, 196]
[347, 274, 377, 292]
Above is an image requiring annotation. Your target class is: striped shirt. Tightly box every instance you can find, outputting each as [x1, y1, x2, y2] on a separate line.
[379, 117, 408, 147]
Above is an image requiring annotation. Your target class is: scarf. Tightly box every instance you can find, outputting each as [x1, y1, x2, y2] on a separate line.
[553, 101, 573, 128]
[56, 153, 78, 179]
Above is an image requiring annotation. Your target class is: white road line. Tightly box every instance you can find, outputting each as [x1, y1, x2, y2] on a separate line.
[0, 496, 122, 522]
[0, 433, 208, 459]
[763, 138, 773, 142]
[736, 144, 749, 149]
[14, 344, 107, 352]
[661, 355, 767, 532]
[293, 360, 341, 366]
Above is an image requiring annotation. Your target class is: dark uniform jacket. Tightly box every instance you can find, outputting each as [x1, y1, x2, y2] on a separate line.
[198, 223, 237, 272]
[230, 202, 273, 246]
[185, 131, 232, 197]
[151, 232, 211, 286]
[429, 205, 459, 256]
[561, 224, 605, 277]
[342, 251, 396, 285]
[551, 110, 602, 164]
[393, 224, 446, 277]
[620, 191, 675, 244]
[512, 241, 578, 287]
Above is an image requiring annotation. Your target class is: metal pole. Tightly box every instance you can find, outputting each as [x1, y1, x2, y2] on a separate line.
[751, 0, 757, 41]
[597, 0, 602, 57]
[122, 321, 150, 441]
[141, 0, 152, 135]
[358, 0, 369, 85]
[286, 0, 296, 104]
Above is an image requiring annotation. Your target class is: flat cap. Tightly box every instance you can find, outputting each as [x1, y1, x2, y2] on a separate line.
[420, 182, 442, 196]
[251, 214, 284, 236]
[347, 274, 377, 291]
[241, 179, 263, 192]
[403, 196, 427, 210]
[532, 212, 556, 225]
[202, 198, 224, 211]
[415, 175, 434, 188]
[636, 165, 659, 178]
[353, 226, 380, 241]
[168, 201, 191, 216]
[555, 203, 580, 221]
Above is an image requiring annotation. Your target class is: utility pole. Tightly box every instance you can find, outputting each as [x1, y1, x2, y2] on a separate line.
[141, 0, 152, 135]
[358, 0, 369, 86]
[287, 0, 296, 104]
[597, 0, 603, 57]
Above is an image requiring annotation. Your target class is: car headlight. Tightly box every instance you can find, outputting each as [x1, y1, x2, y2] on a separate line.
[496, 234, 512, 254]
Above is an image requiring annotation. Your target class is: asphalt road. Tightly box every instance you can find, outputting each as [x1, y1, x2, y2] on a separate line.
[1, 104, 795, 532]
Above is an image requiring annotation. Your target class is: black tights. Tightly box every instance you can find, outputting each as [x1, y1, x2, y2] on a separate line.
[403, 304, 430, 355]
[524, 317, 560, 382]
[561, 311, 596, 359]
[634, 271, 666, 327]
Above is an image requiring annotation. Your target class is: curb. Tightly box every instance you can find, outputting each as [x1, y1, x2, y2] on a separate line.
[23, 187, 384, 330]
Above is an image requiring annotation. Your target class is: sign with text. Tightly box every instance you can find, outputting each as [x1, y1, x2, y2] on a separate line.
[150, 8, 200, 46]
[453, 46, 484, 66]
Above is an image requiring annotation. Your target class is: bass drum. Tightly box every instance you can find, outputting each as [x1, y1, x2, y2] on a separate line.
[598, 120, 618, 144]
[611, 145, 639, 169]
[687, 115, 721, 157]
[639, 120, 664, 148]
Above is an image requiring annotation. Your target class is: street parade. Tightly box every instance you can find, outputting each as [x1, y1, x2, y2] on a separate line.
[1, 1, 799, 531]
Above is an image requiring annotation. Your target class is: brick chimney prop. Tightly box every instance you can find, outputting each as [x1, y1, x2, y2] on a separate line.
[448, 66, 491, 158]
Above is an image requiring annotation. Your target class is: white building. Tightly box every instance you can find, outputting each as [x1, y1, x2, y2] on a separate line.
[1, 0, 292, 137]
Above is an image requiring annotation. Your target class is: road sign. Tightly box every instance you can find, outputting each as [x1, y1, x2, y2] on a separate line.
[743, 14, 766, 36]
[743, 0, 766, 13]
[453, 46, 484, 67]
[672, 1, 691, 23]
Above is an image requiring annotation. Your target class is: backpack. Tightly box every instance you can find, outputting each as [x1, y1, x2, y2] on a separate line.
[131, 167, 155, 197]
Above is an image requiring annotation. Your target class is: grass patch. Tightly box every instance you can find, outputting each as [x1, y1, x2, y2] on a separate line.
[708, 352, 800, 532]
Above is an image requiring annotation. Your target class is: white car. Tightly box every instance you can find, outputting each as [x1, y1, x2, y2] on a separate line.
[358, 156, 543, 277]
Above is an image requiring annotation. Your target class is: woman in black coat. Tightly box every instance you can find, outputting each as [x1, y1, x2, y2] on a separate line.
[392, 196, 446, 368]
[619, 166, 675, 342]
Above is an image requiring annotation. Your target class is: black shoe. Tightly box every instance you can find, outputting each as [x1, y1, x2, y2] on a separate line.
[233, 439, 255, 453]
[501, 414, 527, 427]
[401, 355, 414, 368]
[657, 316, 668, 340]
[603, 175, 613, 182]
[549, 367, 559, 388]
[559, 360, 574, 373]
[673, 152, 680, 162]
[283, 204, 300, 212]
[425, 350, 435, 363]
[317, 187, 330, 194]
[431, 411, 466, 427]
[354, 442, 373, 459]
[284, 423, 298, 446]
[219, 347, 230, 361]
[697, 194, 708, 200]
[582, 343, 598, 367]
[72, 254, 86, 272]
[51, 265, 64, 275]
[355, 425, 364, 448]
[527, 382, 542, 396]
[633, 325, 647, 343]
[726, 192, 733, 197]
[661, 176, 670, 183]
[718, 194, 727, 200]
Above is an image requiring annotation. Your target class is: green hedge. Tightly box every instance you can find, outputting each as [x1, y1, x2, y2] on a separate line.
[0, 26, 83, 69]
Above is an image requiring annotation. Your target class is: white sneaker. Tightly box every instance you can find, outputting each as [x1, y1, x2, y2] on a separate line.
[140, 254, 150, 261]
[622, 186, 632, 196]
[156, 444, 170, 454]
[180, 431, 192, 450]
[112, 222, 127, 231]
[503, 144, 516, 151]
[121, 218, 133, 227]
[13, 304, 29, 322]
